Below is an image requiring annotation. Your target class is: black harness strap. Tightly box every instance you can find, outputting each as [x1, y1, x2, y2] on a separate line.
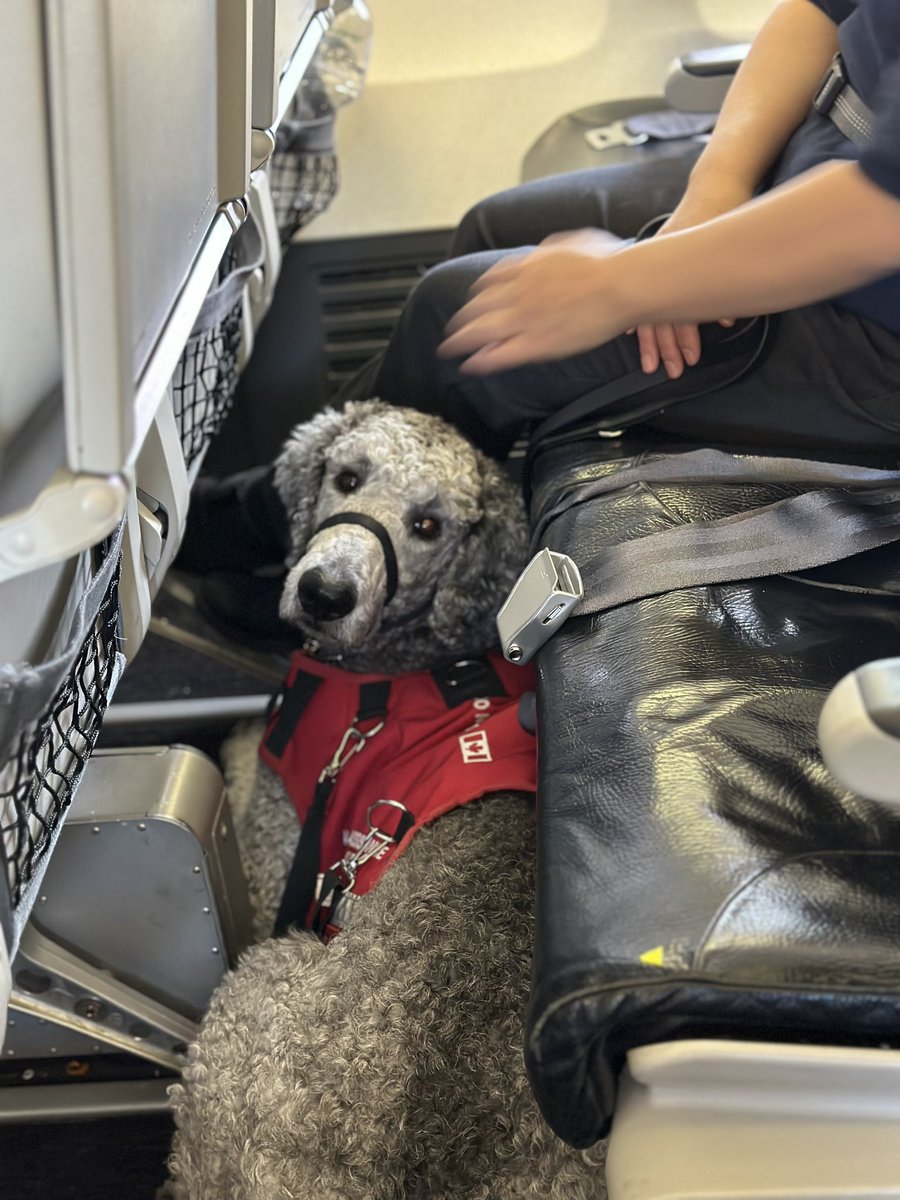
[264, 670, 322, 758]
[356, 679, 391, 722]
[273, 679, 391, 936]
[274, 776, 334, 936]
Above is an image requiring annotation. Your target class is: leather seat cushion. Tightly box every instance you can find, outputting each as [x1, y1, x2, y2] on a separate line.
[525, 435, 900, 1148]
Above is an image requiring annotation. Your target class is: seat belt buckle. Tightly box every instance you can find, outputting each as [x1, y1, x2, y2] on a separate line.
[583, 119, 649, 152]
[496, 548, 583, 666]
[813, 52, 846, 116]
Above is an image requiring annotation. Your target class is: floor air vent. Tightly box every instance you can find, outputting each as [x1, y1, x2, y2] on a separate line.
[318, 260, 429, 391]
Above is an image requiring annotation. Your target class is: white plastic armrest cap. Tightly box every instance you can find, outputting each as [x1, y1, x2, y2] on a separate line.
[819, 670, 900, 805]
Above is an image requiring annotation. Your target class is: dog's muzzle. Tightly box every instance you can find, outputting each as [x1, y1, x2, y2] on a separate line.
[310, 512, 399, 605]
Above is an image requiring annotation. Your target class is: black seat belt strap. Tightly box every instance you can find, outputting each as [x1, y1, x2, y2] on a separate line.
[533, 449, 900, 546]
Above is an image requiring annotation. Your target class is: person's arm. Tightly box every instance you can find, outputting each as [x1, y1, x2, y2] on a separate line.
[676, 0, 840, 219]
[439, 160, 900, 373]
[626, 0, 842, 377]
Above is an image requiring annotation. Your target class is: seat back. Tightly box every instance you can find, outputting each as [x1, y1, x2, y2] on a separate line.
[0, 0, 332, 1049]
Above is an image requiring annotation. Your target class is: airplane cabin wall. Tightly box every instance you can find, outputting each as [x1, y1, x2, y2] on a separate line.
[304, 0, 776, 241]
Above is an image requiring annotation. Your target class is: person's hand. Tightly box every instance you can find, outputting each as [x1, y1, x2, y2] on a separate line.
[438, 229, 628, 375]
[633, 182, 752, 378]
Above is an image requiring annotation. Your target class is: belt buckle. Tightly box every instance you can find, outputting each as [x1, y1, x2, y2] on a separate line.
[584, 119, 650, 152]
[813, 52, 846, 116]
[496, 548, 583, 666]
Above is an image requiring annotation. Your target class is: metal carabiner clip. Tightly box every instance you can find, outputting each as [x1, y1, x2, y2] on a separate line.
[319, 719, 386, 781]
[320, 800, 413, 901]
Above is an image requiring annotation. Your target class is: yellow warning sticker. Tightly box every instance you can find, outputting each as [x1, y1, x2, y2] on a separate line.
[639, 945, 665, 967]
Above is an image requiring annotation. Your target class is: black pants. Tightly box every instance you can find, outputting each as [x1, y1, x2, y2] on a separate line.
[342, 152, 900, 460]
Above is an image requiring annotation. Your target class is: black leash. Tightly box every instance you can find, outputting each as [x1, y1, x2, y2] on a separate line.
[272, 679, 391, 936]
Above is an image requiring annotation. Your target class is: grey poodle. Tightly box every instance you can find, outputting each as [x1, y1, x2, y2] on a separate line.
[167, 401, 607, 1199]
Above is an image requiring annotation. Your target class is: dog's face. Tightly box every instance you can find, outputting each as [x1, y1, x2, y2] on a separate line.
[275, 403, 525, 664]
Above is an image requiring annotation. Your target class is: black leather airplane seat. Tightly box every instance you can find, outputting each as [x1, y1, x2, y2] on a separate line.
[524, 432, 900, 1153]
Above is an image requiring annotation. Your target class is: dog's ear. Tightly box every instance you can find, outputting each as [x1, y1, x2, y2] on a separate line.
[274, 400, 386, 560]
[428, 454, 528, 657]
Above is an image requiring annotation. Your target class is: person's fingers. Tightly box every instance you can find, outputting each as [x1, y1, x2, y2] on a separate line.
[635, 326, 661, 374]
[651, 323, 686, 379]
[439, 302, 524, 358]
[540, 230, 582, 246]
[456, 334, 552, 375]
[465, 255, 528, 296]
[443, 279, 522, 338]
[674, 322, 701, 367]
[539, 227, 623, 253]
[637, 322, 707, 376]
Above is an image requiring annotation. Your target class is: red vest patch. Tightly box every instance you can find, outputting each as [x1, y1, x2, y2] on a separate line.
[260, 651, 536, 938]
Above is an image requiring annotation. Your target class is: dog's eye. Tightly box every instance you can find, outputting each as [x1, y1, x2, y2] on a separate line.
[335, 470, 360, 494]
[412, 516, 441, 540]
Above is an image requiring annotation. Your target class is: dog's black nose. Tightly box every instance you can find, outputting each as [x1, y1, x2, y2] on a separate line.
[297, 568, 357, 621]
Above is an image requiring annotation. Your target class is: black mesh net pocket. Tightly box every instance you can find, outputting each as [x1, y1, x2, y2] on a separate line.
[171, 217, 264, 469]
[269, 72, 339, 246]
[269, 144, 339, 246]
[0, 528, 124, 938]
[171, 294, 243, 469]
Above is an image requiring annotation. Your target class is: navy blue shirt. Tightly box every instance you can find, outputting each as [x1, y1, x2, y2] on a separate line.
[802, 0, 900, 330]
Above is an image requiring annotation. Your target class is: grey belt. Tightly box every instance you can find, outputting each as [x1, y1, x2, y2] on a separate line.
[498, 450, 900, 665]
[813, 52, 874, 146]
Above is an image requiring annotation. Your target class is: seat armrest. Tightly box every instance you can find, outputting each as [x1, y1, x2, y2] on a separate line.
[607, 1040, 900, 1199]
[819, 657, 900, 804]
[664, 42, 750, 113]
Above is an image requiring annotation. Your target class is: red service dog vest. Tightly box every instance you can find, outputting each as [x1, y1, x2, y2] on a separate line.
[260, 651, 536, 939]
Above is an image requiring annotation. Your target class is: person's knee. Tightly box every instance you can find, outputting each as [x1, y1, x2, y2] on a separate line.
[451, 200, 490, 256]
[451, 192, 519, 256]
[372, 256, 488, 405]
[404, 253, 492, 331]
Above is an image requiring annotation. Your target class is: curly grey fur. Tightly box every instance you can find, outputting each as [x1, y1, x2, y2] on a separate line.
[167, 405, 607, 1198]
[219, 721, 298, 942]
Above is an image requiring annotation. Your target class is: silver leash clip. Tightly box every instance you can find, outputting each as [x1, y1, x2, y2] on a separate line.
[496, 548, 583, 666]
[319, 719, 385, 782]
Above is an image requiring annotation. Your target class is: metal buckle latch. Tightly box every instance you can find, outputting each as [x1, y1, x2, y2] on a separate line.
[813, 53, 846, 116]
[496, 548, 583, 666]
[584, 119, 650, 152]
